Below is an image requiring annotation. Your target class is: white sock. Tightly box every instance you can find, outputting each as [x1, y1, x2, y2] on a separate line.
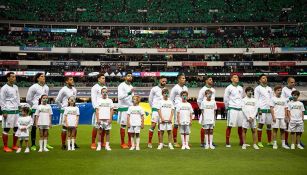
[67, 139, 71, 149]
[282, 140, 285, 145]
[106, 142, 109, 147]
[98, 142, 101, 147]
[43, 139, 48, 149]
[136, 137, 140, 147]
[71, 139, 75, 149]
[39, 140, 43, 149]
[273, 140, 277, 145]
[186, 135, 189, 145]
[181, 135, 185, 146]
[131, 138, 135, 148]
[210, 134, 213, 146]
[205, 134, 209, 145]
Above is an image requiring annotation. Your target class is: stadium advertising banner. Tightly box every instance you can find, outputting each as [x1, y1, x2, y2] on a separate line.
[224, 61, 253, 66]
[157, 48, 187, 52]
[3, 71, 44, 76]
[281, 47, 307, 52]
[19, 47, 51, 51]
[269, 61, 296, 66]
[182, 61, 207, 66]
[0, 61, 19, 65]
[51, 61, 80, 66]
[64, 72, 84, 77]
[100, 62, 129, 66]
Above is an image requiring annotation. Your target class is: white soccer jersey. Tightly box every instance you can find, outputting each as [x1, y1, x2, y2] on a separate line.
[176, 102, 193, 125]
[270, 96, 287, 119]
[200, 100, 217, 124]
[197, 85, 216, 106]
[35, 104, 53, 126]
[242, 97, 258, 119]
[55, 86, 77, 109]
[223, 84, 244, 109]
[64, 106, 80, 127]
[157, 99, 174, 121]
[254, 85, 273, 110]
[97, 98, 114, 120]
[288, 101, 305, 121]
[127, 105, 145, 126]
[281, 86, 296, 101]
[91, 83, 107, 109]
[26, 83, 49, 109]
[170, 84, 188, 107]
[148, 85, 164, 109]
[0, 84, 20, 110]
[118, 82, 134, 108]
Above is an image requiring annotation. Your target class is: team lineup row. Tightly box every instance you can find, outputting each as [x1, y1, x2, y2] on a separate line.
[0, 72, 305, 153]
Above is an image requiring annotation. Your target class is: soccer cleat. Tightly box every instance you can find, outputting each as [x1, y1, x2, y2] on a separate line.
[225, 144, 231, 148]
[273, 144, 278, 149]
[209, 145, 215, 150]
[30, 145, 37, 151]
[105, 146, 112, 151]
[74, 143, 80, 149]
[186, 145, 191, 150]
[168, 143, 174, 150]
[267, 142, 273, 146]
[46, 144, 53, 149]
[282, 144, 290, 149]
[12, 145, 19, 151]
[205, 145, 209, 149]
[157, 144, 163, 150]
[181, 145, 185, 150]
[257, 142, 264, 148]
[245, 144, 251, 147]
[174, 143, 181, 148]
[38, 148, 43, 152]
[147, 143, 153, 148]
[61, 145, 67, 150]
[242, 144, 247, 150]
[71, 147, 75, 151]
[91, 143, 97, 150]
[291, 144, 295, 150]
[297, 144, 304, 150]
[43, 148, 49, 152]
[129, 146, 135, 151]
[16, 148, 22, 153]
[253, 144, 260, 150]
[136, 146, 140, 151]
[96, 145, 101, 151]
[200, 143, 205, 148]
[121, 144, 129, 149]
[24, 147, 30, 153]
[3, 147, 13, 152]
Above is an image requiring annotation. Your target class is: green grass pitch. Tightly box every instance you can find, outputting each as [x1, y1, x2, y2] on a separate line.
[0, 121, 306, 175]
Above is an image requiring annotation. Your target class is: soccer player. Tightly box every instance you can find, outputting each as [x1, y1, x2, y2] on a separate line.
[197, 76, 216, 147]
[55, 76, 77, 150]
[157, 88, 174, 150]
[148, 76, 167, 148]
[26, 72, 52, 151]
[127, 96, 145, 151]
[64, 96, 80, 151]
[270, 85, 290, 149]
[118, 72, 134, 149]
[287, 90, 305, 149]
[177, 91, 193, 150]
[200, 90, 217, 149]
[224, 74, 244, 148]
[1, 72, 20, 152]
[35, 95, 53, 152]
[255, 74, 273, 147]
[15, 105, 32, 154]
[241, 87, 259, 150]
[170, 73, 188, 148]
[90, 73, 107, 149]
[95, 87, 114, 151]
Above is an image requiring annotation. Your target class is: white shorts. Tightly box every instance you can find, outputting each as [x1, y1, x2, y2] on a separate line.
[118, 111, 128, 125]
[128, 126, 141, 133]
[258, 113, 272, 125]
[160, 122, 172, 131]
[2, 114, 19, 128]
[38, 125, 50, 130]
[242, 117, 257, 129]
[289, 121, 304, 133]
[96, 120, 112, 130]
[151, 111, 159, 123]
[227, 109, 243, 127]
[180, 125, 190, 134]
[272, 118, 287, 129]
[202, 124, 214, 129]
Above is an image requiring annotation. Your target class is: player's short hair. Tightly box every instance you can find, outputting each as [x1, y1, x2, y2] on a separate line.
[204, 76, 212, 81]
[6, 72, 15, 78]
[180, 90, 188, 96]
[177, 73, 185, 80]
[274, 85, 282, 92]
[39, 94, 48, 105]
[34, 73, 44, 83]
[245, 86, 254, 93]
[230, 74, 239, 79]
[97, 73, 105, 80]
[258, 74, 267, 81]
[64, 76, 73, 82]
[159, 76, 167, 80]
[162, 88, 169, 94]
[291, 90, 300, 96]
[126, 71, 132, 76]
[287, 77, 295, 82]
[205, 89, 212, 95]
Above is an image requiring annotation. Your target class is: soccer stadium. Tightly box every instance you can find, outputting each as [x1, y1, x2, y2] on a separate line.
[0, 0, 306, 174]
